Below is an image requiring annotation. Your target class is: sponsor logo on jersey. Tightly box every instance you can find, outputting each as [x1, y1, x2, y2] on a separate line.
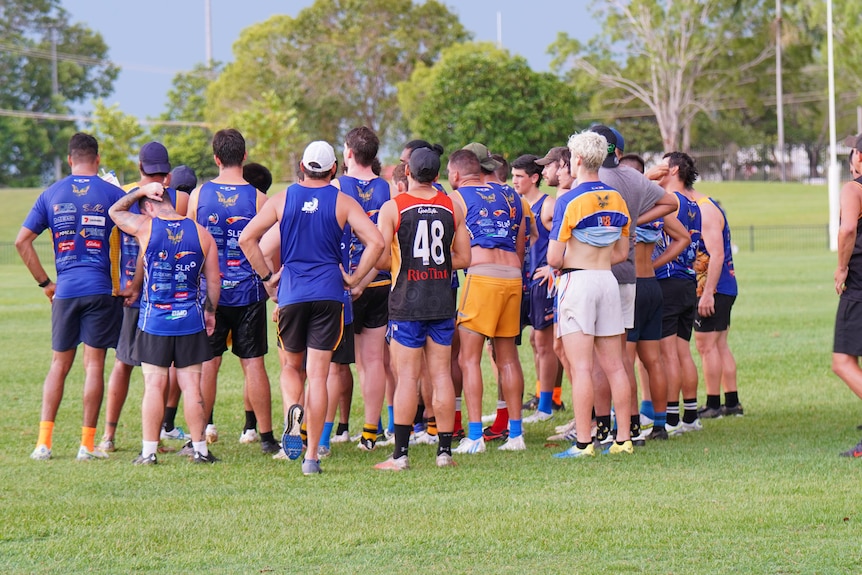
[216, 191, 238, 207]
[207, 226, 223, 236]
[58, 240, 75, 252]
[302, 197, 319, 214]
[166, 227, 184, 244]
[72, 183, 90, 196]
[55, 229, 76, 238]
[157, 250, 168, 260]
[175, 251, 196, 260]
[154, 303, 172, 310]
[80, 227, 106, 238]
[173, 291, 189, 299]
[417, 207, 439, 215]
[81, 215, 105, 226]
[208, 213, 219, 225]
[152, 261, 171, 270]
[226, 259, 241, 267]
[53, 203, 76, 214]
[168, 309, 188, 320]
[151, 283, 171, 292]
[85, 239, 102, 249]
[225, 216, 250, 225]
[53, 215, 75, 225]
[174, 271, 188, 283]
[492, 209, 506, 217]
[82, 203, 105, 213]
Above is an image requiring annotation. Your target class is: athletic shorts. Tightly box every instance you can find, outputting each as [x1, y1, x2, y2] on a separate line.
[52, 294, 122, 352]
[834, 298, 862, 356]
[209, 300, 268, 358]
[659, 277, 697, 341]
[116, 306, 141, 366]
[627, 277, 663, 343]
[528, 282, 555, 331]
[694, 293, 736, 333]
[388, 318, 455, 348]
[277, 300, 343, 353]
[619, 282, 636, 330]
[457, 273, 523, 338]
[353, 284, 389, 333]
[133, 329, 213, 369]
[556, 269, 624, 337]
[331, 322, 355, 365]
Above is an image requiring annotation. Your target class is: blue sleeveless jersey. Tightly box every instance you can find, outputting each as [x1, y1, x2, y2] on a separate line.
[277, 183, 345, 305]
[22, 174, 124, 299]
[338, 175, 390, 277]
[528, 194, 551, 284]
[138, 217, 206, 336]
[453, 183, 522, 252]
[695, 197, 737, 296]
[195, 182, 266, 306]
[654, 191, 702, 281]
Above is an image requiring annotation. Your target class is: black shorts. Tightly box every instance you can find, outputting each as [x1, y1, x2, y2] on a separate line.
[834, 298, 862, 356]
[116, 306, 141, 366]
[694, 293, 736, 333]
[659, 278, 696, 341]
[133, 329, 213, 369]
[208, 300, 268, 358]
[353, 283, 389, 333]
[628, 277, 663, 343]
[52, 294, 122, 352]
[331, 322, 355, 365]
[528, 282, 555, 330]
[277, 300, 343, 353]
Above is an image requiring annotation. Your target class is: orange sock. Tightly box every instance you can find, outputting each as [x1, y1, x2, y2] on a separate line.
[552, 385, 562, 405]
[82, 426, 97, 451]
[38, 421, 55, 449]
[535, 380, 541, 396]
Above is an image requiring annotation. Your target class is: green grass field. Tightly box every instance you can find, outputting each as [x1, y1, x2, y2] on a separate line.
[2, 182, 860, 574]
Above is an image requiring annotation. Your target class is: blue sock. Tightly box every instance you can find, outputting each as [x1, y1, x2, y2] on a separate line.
[321, 421, 333, 448]
[640, 400, 655, 419]
[537, 391, 553, 414]
[509, 419, 523, 439]
[387, 405, 394, 434]
[377, 416, 383, 435]
[468, 422, 483, 441]
[654, 412, 667, 428]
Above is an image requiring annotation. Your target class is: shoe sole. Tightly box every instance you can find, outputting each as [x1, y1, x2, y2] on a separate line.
[282, 404, 304, 461]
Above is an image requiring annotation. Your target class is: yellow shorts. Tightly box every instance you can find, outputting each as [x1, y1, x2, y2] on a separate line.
[457, 273, 523, 338]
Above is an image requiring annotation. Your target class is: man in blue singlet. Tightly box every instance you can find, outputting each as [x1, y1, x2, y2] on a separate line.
[187, 129, 278, 454]
[240, 140, 384, 475]
[17, 132, 124, 462]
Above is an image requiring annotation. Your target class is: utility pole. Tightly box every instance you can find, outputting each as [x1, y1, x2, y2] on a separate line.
[51, 27, 61, 182]
[205, 0, 213, 68]
[496, 12, 502, 49]
[827, 0, 840, 251]
[775, 0, 786, 182]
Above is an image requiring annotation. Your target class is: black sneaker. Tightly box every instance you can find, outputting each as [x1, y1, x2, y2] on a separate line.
[177, 440, 194, 457]
[357, 435, 377, 451]
[261, 439, 280, 454]
[648, 427, 669, 441]
[132, 452, 157, 465]
[552, 400, 565, 411]
[721, 403, 744, 417]
[697, 405, 723, 419]
[193, 450, 219, 464]
[840, 439, 862, 458]
[482, 426, 508, 442]
[522, 394, 539, 411]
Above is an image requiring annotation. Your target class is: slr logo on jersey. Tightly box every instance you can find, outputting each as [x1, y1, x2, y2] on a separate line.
[85, 239, 102, 249]
[81, 215, 106, 226]
[166, 227, 184, 244]
[58, 240, 75, 252]
[53, 203, 76, 214]
[302, 197, 319, 214]
[72, 184, 90, 196]
[80, 228, 105, 239]
[226, 216, 250, 225]
[216, 191, 238, 207]
[82, 203, 105, 213]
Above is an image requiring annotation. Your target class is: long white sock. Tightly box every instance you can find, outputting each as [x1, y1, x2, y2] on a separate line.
[142, 440, 158, 458]
[192, 440, 208, 456]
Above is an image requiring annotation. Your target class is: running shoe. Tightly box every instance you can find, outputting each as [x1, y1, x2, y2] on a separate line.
[604, 440, 634, 455]
[30, 445, 52, 461]
[330, 430, 350, 443]
[356, 435, 377, 451]
[522, 395, 539, 410]
[377, 430, 396, 447]
[160, 426, 186, 441]
[554, 418, 577, 435]
[547, 428, 578, 442]
[697, 405, 723, 419]
[282, 404, 304, 460]
[648, 427, 669, 441]
[523, 410, 554, 424]
[374, 456, 409, 471]
[317, 445, 331, 459]
[482, 426, 508, 442]
[261, 439, 280, 454]
[410, 430, 439, 445]
[666, 421, 685, 437]
[193, 450, 219, 464]
[436, 453, 457, 468]
[76, 445, 109, 461]
[239, 429, 260, 444]
[681, 419, 704, 433]
[98, 438, 116, 453]
[132, 452, 157, 465]
[177, 440, 195, 457]
[272, 447, 288, 460]
[639, 413, 655, 431]
[302, 458, 322, 475]
[205, 424, 219, 444]
[553, 443, 595, 458]
[840, 439, 862, 458]
[452, 436, 486, 454]
[721, 403, 745, 417]
[552, 400, 566, 411]
[631, 430, 649, 447]
[498, 435, 526, 451]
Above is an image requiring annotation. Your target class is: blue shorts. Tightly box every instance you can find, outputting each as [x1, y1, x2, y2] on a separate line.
[52, 294, 122, 352]
[528, 282, 555, 330]
[627, 277, 663, 342]
[388, 318, 455, 348]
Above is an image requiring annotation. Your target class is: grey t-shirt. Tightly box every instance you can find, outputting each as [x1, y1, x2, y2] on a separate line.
[598, 164, 666, 284]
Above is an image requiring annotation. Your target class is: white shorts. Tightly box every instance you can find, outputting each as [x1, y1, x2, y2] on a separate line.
[556, 270, 624, 337]
[619, 282, 635, 330]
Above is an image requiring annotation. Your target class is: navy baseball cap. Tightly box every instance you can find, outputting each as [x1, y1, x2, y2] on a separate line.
[140, 141, 171, 175]
[170, 165, 197, 192]
[408, 147, 440, 181]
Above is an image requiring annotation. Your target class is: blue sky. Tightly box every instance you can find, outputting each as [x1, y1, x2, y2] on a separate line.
[61, 0, 596, 119]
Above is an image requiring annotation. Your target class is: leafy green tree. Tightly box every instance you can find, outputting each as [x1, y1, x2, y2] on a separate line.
[398, 42, 583, 160]
[89, 101, 144, 185]
[0, 0, 117, 185]
[206, 0, 469, 146]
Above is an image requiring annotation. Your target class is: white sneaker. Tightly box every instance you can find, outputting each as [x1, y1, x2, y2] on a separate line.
[76, 445, 109, 461]
[523, 410, 554, 424]
[481, 413, 497, 425]
[666, 421, 685, 436]
[377, 430, 396, 447]
[410, 430, 439, 445]
[205, 424, 219, 444]
[374, 456, 409, 471]
[498, 434, 526, 451]
[239, 429, 260, 444]
[31, 445, 52, 461]
[554, 418, 577, 434]
[436, 453, 457, 467]
[452, 436, 486, 454]
[160, 427, 186, 441]
[272, 447, 289, 460]
[681, 419, 703, 433]
[640, 413, 655, 430]
[330, 430, 350, 444]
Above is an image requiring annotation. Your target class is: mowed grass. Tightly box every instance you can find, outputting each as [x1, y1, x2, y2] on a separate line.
[2, 181, 861, 573]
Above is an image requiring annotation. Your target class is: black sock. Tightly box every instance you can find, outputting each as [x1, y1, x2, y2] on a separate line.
[335, 422, 349, 435]
[244, 410, 257, 431]
[596, 415, 612, 441]
[725, 391, 739, 408]
[682, 398, 698, 424]
[576, 441, 591, 450]
[630, 414, 640, 438]
[394, 424, 412, 459]
[260, 431, 275, 444]
[667, 402, 680, 426]
[208, 410, 214, 426]
[437, 432, 453, 456]
[163, 407, 178, 431]
[706, 394, 721, 409]
[414, 405, 425, 425]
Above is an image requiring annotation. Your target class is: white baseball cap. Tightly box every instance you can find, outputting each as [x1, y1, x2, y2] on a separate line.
[301, 141, 336, 171]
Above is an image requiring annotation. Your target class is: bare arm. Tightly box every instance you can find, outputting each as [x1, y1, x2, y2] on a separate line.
[638, 192, 677, 226]
[611, 234, 630, 265]
[239, 193, 282, 279]
[340, 195, 384, 289]
[451, 201, 472, 270]
[175, 190, 190, 216]
[201, 230, 221, 336]
[652, 215, 689, 270]
[515, 210, 527, 265]
[697, 200, 724, 317]
[836, 182, 862, 294]
[118, 253, 144, 306]
[547, 239, 565, 270]
[15, 227, 53, 301]
[109, 183, 163, 237]
[374, 199, 398, 271]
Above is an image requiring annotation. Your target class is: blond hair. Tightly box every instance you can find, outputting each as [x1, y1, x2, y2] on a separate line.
[567, 131, 607, 172]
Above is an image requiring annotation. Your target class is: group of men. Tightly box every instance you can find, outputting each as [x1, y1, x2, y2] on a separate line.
[17, 122, 744, 475]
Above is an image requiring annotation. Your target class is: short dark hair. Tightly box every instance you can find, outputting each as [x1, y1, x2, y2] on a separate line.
[371, 157, 382, 177]
[303, 161, 337, 181]
[345, 126, 379, 167]
[68, 132, 99, 163]
[448, 149, 482, 178]
[404, 140, 444, 157]
[559, 148, 572, 170]
[492, 154, 509, 183]
[511, 154, 543, 186]
[243, 162, 273, 193]
[619, 153, 645, 174]
[663, 151, 699, 188]
[212, 128, 246, 167]
[391, 163, 408, 188]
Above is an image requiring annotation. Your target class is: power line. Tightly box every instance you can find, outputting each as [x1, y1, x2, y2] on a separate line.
[0, 107, 208, 128]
